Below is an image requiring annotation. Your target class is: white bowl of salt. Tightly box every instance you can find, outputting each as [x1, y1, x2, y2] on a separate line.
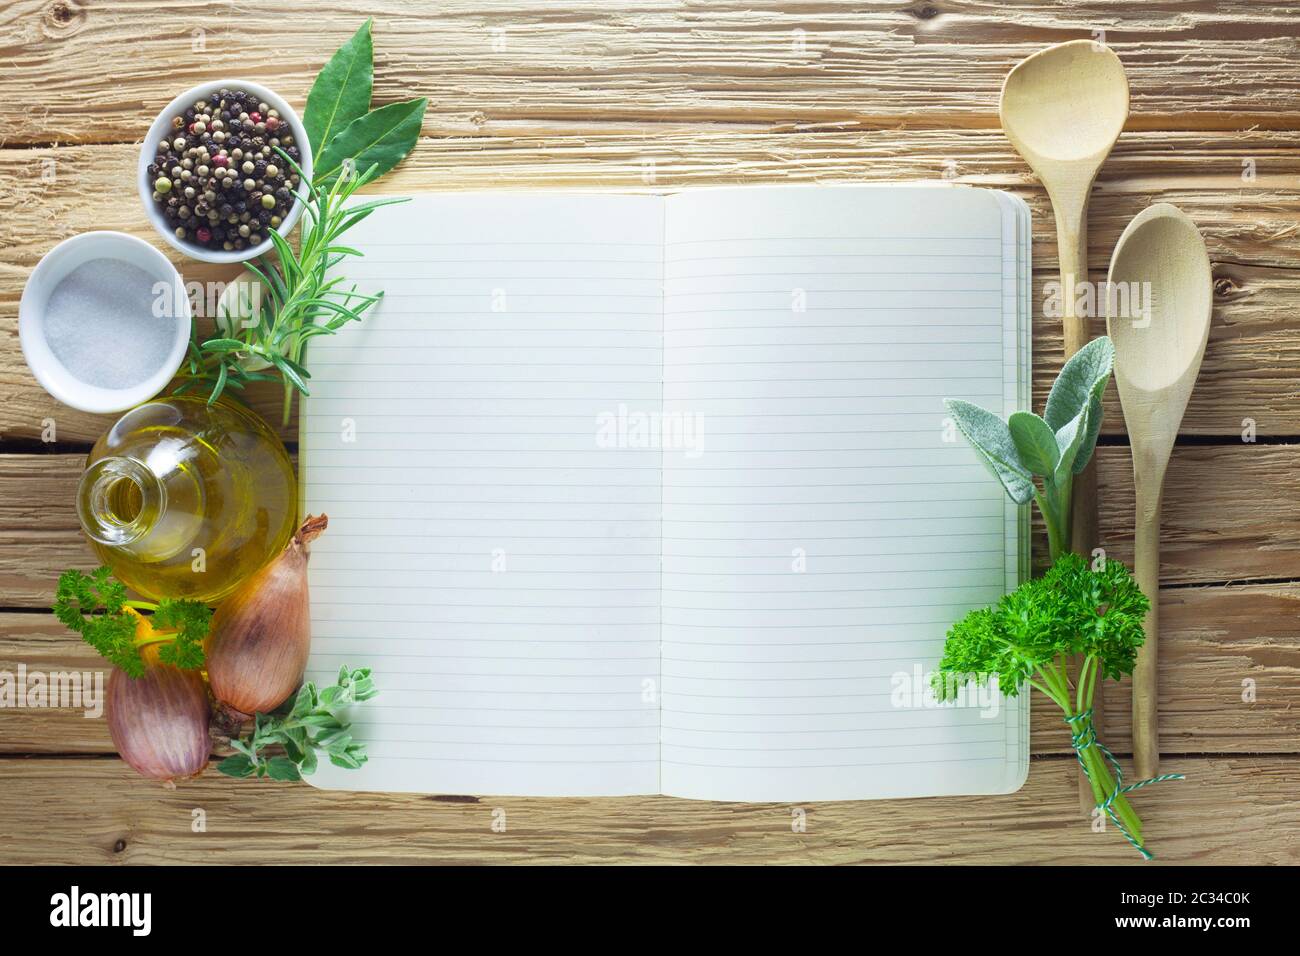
[20, 232, 191, 414]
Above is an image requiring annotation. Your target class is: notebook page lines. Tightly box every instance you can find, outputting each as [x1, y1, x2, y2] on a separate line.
[300, 194, 664, 796]
[658, 186, 1022, 801]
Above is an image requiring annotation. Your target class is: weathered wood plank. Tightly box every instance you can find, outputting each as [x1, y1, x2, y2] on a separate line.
[2, 1, 1300, 147]
[1, 132, 1298, 444]
[3, 444, 1298, 606]
[0, 754, 1293, 864]
[5, 578, 1296, 756]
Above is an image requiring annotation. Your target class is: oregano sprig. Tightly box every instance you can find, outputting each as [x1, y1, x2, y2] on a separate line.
[217, 666, 377, 781]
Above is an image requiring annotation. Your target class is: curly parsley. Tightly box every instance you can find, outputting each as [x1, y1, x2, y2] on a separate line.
[934, 553, 1165, 855]
[53, 567, 211, 677]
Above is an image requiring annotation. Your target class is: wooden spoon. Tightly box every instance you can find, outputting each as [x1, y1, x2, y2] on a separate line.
[1106, 203, 1213, 779]
[1001, 39, 1128, 360]
[1000, 38, 1128, 809]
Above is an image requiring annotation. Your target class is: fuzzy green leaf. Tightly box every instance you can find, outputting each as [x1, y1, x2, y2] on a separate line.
[1007, 411, 1059, 476]
[945, 399, 1035, 505]
[1044, 337, 1113, 428]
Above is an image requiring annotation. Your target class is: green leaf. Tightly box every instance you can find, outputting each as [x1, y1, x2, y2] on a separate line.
[1007, 412, 1059, 476]
[299, 746, 319, 777]
[208, 361, 229, 406]
[269, 353, 310, 396]
[329, 750, 364, 770]
[299, 714, 344, 730]
[1044, 337, 1114, 433]
[266, 756, 303, 782]
[290, 683, 316, 719]
[1071, 393, 1106, 476]
[316, 728, 352, 751]
[200, 338, 250, 352]
[304, 19, 374, 156]
[1052, 408, 1087, 483]
[216, 754, 255, 778]
[945, 399, 1035, 505]
[314, 97, 428, 185]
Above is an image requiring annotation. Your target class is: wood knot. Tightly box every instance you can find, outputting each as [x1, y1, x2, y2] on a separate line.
[41, 0, 85, 38]
[113, 838, 127, 853]
[910, 4, 941, 19]
[1213, 275, 1240, 298]
[469, 111, 488, 128]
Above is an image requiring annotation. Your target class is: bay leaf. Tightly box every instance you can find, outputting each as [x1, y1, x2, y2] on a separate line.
[314, 97, 428, 184]
[304, 19, 374, 156]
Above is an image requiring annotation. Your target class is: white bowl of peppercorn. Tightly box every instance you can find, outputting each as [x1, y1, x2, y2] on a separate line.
[139, 79, 313, 264]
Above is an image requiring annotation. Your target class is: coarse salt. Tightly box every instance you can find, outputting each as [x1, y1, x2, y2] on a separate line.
[43, 257, 179, 390]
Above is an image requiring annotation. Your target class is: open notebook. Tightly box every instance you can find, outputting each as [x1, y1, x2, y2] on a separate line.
[299, 185, 1032, 801]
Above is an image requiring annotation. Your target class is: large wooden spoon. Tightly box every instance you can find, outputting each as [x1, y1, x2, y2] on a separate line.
[1001, 39, 1128, 361]
[1000, 38, 1128, 809]
[1106, 203, 1213, 779]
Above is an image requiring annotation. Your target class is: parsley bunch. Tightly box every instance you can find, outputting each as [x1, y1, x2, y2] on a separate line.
[217, 666, 376, 781]
[54, 567, 211, 678]
[935, 553, 1158, 854]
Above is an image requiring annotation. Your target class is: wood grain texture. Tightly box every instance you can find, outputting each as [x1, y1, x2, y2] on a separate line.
[0, 754, 1293, 864]
[1, 131, 1299, 443]
[6, 579, 1297, 756]
[4, 444, 1299, 608]
[2, 0, 1300, 147]
[1, 0, 1297, 866]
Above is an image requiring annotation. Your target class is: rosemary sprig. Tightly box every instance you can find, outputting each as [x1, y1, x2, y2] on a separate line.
[179, 151, 408, 426]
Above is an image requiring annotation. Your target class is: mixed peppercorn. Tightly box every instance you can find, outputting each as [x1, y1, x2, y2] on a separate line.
[147, 89, 303, 253]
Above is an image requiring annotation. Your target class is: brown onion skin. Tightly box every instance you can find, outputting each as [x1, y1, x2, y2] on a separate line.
[107, 657, 210, 782]
[206, 514, 327, 723]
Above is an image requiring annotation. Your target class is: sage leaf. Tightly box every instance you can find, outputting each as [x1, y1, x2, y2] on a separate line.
[304, 19, 374, 156]
[1052, 407, 1087, 483]
[1044, 336, 1114, 432]
[1008, 411, 1060, 476]
[1071, 392, 1105, 475]
[314, 97, 428, 184]
[1044, 337, 1114, 476]
[945, 399, 1035, 505]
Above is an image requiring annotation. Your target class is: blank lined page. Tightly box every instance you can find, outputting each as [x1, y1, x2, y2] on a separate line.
[658, 186, 1029, 801]
[301, 194, 664, 796]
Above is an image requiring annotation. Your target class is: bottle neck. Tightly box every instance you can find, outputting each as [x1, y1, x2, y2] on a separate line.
[77, 456, 166, 547]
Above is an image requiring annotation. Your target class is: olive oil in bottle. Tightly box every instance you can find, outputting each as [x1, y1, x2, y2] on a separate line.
[77, 395, 297, 603]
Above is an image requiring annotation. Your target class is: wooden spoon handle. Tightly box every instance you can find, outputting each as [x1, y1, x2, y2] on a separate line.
[1052, 200, 1098, 559]
[1052, 195, 1104, 812]
[1053, 196, 1091, 356]
[1132, 497, 1162, 779]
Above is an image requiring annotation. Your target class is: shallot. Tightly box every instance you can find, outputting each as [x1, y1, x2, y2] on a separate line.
[206, 514, 327, 727]
[106, 647, 210, 782]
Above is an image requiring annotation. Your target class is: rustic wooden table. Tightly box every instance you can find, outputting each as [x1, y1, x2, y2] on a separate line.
[2, 1, 1298, 865]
